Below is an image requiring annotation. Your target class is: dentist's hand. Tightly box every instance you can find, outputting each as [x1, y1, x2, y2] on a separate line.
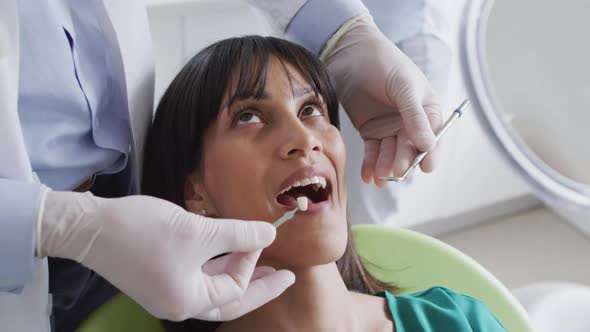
[321, 15, 443, 186]
[38, 190, 295, 321]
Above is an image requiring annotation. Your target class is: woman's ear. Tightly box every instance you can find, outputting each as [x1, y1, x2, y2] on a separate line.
[184, 173, 210, 215]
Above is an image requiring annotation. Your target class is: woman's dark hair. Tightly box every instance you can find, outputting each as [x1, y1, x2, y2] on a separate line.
[142, 36, 396, 332]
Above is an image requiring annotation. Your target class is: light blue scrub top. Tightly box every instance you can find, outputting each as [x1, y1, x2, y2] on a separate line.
[18, 0, 131, 191]
[0, 0, 130, 292]
[0, 0, 367, 291]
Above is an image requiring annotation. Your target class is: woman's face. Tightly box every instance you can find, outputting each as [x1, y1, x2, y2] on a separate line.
[186, 57, 348, 269]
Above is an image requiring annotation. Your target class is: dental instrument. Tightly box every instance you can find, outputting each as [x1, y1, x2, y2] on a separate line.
[273, 197, 309, 228]
[379, 99, 471, 182]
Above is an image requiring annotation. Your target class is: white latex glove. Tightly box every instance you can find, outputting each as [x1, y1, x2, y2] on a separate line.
[320, 14, 443, 187]
[37, 190, 295, 321]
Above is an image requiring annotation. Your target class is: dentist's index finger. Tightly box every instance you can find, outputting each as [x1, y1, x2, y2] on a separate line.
[398, 97, 437, 153]
[419, 102, 443, 173]
[203, 217, 277, 254]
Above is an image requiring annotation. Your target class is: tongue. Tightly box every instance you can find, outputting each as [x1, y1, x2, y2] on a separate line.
[277, 192, 306, 209]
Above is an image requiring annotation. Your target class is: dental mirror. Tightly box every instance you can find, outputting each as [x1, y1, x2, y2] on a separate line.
[460, 0, 590, 232]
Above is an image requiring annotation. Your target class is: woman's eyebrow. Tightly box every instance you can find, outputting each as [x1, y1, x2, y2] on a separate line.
[223, 87, 314, 112]
[293, 87, 314, 98]
[223, 91, 271, 112]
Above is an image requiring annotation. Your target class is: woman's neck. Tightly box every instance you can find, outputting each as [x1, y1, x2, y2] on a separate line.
[218, 263, 366, 332]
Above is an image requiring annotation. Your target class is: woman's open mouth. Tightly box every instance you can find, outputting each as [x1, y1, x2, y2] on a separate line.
[276, 175, 332, 210]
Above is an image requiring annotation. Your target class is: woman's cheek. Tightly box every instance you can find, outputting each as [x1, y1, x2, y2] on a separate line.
[324, 127, 346, 168]
[326, 127, 347, 207]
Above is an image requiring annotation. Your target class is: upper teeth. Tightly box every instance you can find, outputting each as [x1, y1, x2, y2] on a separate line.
[279, 176, 327, 195]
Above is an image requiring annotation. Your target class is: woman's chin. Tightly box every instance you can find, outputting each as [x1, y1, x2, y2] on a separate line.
[262, 236, 347, 270]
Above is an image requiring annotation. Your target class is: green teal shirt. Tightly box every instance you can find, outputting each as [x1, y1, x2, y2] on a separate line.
[377, 287, 508, 332]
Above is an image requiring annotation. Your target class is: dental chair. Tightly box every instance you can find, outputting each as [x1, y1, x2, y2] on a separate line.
[76, 225, 533, 332]
[353, 225, 533, 332]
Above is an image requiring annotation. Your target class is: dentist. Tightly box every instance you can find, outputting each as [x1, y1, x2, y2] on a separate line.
[0, 1, 442, 331]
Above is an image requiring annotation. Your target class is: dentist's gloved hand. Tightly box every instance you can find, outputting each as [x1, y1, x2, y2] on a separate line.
[37, 190, 295, 321]
[321, 14, 443, 187]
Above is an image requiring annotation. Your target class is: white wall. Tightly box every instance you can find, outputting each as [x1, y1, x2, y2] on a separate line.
[486, 0, 590, 186]
[145, 0, 536, 234]
[147, 0, 273, 105]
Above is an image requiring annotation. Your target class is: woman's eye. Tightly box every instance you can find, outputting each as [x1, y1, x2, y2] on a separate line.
[300, 105, 322, 119]
[236, 112, 262, 125]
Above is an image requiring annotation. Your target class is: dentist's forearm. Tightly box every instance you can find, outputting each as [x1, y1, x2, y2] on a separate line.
[247, 0, 369, 55]
[362, 0, 452, 92]
[286, 0, 369, 55]
[246, 0, 306, 35]
[0, 179, 43, 291]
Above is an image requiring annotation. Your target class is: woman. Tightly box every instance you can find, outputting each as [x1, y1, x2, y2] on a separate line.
[142, 36, 506, 332]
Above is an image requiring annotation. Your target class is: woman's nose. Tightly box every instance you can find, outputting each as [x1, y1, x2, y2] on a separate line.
[278, 118, 322, 159]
